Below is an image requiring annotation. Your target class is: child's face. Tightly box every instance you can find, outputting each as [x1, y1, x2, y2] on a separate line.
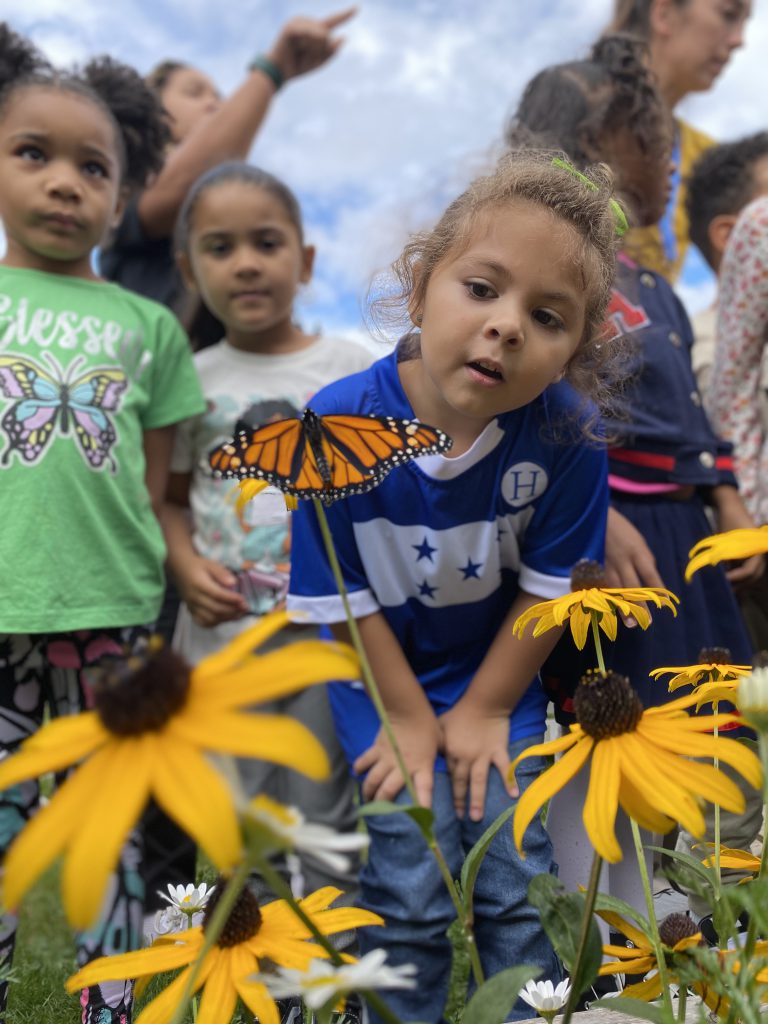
[161, 67, 221, 145]
[180, 181, 313, 347]
[408, 200, 587, 430]
[0, 88, 124, 279]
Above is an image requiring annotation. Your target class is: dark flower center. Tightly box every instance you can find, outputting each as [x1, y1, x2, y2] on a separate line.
[659, 912, 699, 948]
[573, 671, 643, 738]
[203, 879, 263, 947]
[91, 636, 191, 736]
[698, 646, 732, 666]
[570, 559, 606, 591]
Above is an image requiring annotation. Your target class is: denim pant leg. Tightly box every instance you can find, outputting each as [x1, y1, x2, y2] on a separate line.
[359, 778, 463, 1024]
[468, 737, 561, 1022]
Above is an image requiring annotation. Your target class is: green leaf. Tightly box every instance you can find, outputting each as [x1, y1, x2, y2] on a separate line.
[461, 965, 541, 1024]
[460, 806, 515, 912]
[527, 875, 602, 997]
[645, 844, 715, 885]
[590, 997, 667, 1024]
[592, 891, 650, 934]
[358, 800, 435, 840]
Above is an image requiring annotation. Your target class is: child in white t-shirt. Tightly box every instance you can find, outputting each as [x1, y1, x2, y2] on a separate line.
[164, 163, 372, 909]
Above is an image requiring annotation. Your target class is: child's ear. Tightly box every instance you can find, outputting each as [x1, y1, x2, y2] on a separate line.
[300, 244, 316, 284]
[109, 186, 130, 231]
[176, 250, 198, 293]
[708, 213, 738, 267]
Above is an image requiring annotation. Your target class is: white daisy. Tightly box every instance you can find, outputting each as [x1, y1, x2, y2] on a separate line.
[518, 978, 571, 1021]
[254, 949, 418, 1010]
[157, 881, 216, 923]
[245, 794, 369, 874]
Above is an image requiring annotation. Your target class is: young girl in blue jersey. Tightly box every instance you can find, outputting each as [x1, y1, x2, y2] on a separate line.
[507, 34, 762, 938]
[0, 26, 204, 1023]
[287, 151, 626, 1023]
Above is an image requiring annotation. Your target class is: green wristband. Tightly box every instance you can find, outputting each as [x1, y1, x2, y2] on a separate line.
[248, 55, 284, 91]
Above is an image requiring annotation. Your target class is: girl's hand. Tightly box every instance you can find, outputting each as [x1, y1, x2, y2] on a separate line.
[178, 557, 248, 627]
[267, 9, 356, 82]
[439, 703, 515, 822]
[605, 506, 665, 590]
[353, 710, 440, 808]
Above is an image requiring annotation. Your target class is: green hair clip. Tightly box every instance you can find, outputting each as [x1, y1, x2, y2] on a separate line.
[552, 157, 629, 237]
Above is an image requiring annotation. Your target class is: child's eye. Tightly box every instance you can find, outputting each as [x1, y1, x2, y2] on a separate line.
[256, 235, 282, 252]
[467, 281, 494, 299]
[533, 309, 565, 331]
[16, 144, 45, 163]
[83, 160, 108, 179]
[206, 241, 232, 256]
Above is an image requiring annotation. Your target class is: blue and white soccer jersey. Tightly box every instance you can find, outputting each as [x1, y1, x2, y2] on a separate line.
[287, 349, 608, 767]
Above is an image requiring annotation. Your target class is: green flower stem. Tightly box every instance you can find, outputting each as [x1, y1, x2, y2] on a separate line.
[740, 730, 768, 963]
[629, 818, 674, 1020]
[168, 855, 255, 1024]
[712, 716, 722, 913]
[676, 985, 686, 1024]
[313, 498, 485, 987]
[560, 850, 603, 1024]
[255, 855, 405, 1024]
[590, 614, 606, 676]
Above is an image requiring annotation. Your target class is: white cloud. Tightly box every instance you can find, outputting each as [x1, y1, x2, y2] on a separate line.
[4, 1, 766, 333]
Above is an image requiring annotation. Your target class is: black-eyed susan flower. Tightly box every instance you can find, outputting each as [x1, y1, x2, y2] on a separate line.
[650, 647, 751, 693]
[513, 560, 678, 650]
[66, 884, 383, 1024]
[511, 671, 762, 863]
[686, 526, 768, 581]
[0, 612, 358, 929]
[599, 910, 726, 1014]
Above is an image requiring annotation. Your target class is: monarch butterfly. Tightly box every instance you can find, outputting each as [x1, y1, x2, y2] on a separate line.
[209, 408, 453, 504]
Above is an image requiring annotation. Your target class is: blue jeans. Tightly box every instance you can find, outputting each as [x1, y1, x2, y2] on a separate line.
[358, 736, 560, 1024]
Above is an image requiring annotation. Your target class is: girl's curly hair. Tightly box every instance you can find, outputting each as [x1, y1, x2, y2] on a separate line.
[0, 23, 169, 191]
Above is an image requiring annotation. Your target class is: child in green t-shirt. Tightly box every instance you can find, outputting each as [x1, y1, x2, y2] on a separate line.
[0, 26, 204, 1023]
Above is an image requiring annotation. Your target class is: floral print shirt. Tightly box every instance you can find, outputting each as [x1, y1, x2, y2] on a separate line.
[709, 197, 768, 525]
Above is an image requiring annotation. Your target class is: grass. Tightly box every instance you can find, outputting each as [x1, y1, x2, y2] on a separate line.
[6, 865, 254, 1024]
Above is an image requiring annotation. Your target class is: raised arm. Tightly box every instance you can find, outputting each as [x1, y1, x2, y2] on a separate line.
[138, 8, 355, 237]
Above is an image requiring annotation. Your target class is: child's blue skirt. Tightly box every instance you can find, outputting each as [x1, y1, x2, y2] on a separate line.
[543, 492, 752, 726]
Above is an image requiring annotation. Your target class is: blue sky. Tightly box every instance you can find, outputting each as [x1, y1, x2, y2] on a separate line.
[5, 1, 767, 342]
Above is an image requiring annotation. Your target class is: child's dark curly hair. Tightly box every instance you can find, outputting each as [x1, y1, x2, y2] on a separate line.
[0, 23, 169, 191]
[687, 132, 768, 269]
[505, 34, 671, 218]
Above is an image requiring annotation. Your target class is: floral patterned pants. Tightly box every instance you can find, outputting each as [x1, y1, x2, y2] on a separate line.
[0, 629, 149, 1023]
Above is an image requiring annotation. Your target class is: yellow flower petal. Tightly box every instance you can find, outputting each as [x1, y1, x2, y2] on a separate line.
[190, 641, 359, 708]
[642, 721, 762, 790]
[618, 773, 675, 834]
[62, 737, 153, 928]
[237, 979, 280, 1024]
[509, 729, 583, 772]
[623, 974, 662, 1001]
[195, 611, 292, 677]
[583, 739, 622, 862]
[236, 479, 269, 513]
[570, 606, 593, 649]
[169, 712, 330, 780]
[3, 751, 95, 910]
[135, 959, 214, 1024]
[196, 948, 238, 1024]
[616, 735, 705, 837]
[514, 736, 593, 853]
[0, 713, 104, 789]
[152, 743, 242, 870]
[66, 934, 200, 991]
